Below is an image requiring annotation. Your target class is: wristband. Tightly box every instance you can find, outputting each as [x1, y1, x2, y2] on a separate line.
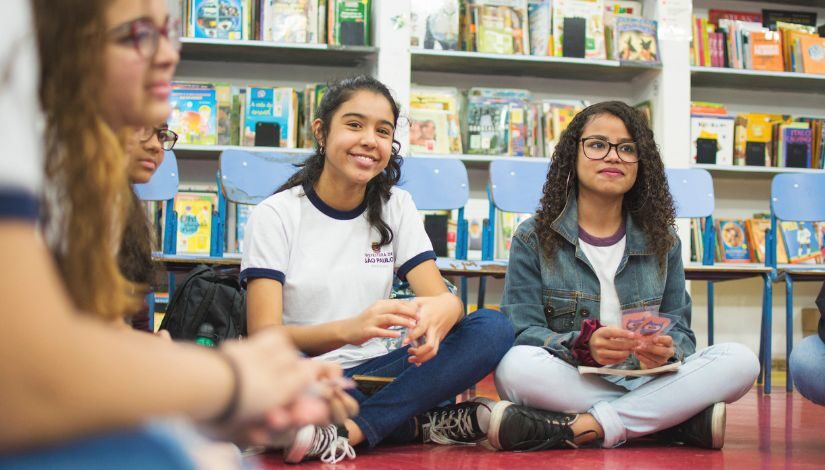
[213, 349, 241, 424]
[572, 319, 604, 367]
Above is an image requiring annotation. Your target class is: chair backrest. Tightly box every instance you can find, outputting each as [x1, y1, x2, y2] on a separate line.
[397, 157, 469, 210]
[666, 168, 715, 218]
[771, 173, 825, 222]
[133, 151, 179, 201]
[219, 149, 303, 204]
[489, 159, 550, 214]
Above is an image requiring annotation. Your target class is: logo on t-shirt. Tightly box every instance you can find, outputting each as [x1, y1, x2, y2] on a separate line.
[365, 242, 394, 265]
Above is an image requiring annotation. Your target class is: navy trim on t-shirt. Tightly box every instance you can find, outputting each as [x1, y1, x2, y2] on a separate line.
[578, 222, 626, 247]
[397, 250, 437, 281]
[240, 268, 285, 287]
[0, 189, 38, 221]
[303, 183, 368, 220]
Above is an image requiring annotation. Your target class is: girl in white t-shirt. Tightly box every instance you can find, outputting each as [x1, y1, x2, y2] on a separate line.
[243, 76, 514, 464]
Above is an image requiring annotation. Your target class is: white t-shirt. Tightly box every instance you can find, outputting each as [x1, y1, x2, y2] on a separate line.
[579, 224, 626, 327]
[241, 184, 435, 369]
[0, 0, 42, 221]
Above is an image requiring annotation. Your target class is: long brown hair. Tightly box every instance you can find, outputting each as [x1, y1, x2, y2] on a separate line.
[534, 101, 676, 265]
[35, 0, 143, 320]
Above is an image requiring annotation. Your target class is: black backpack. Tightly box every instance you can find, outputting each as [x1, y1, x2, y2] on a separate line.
[160, 264, 247, 342]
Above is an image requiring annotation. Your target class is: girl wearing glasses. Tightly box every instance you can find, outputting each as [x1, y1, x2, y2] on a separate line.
[487, 101, 759, 452]
[119, 124, 178, 331]
[0, 0, 353, 466]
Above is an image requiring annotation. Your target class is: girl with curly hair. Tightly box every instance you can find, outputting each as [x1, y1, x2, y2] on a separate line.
[243, 75, 513, 464]
[486, 101, 758, 452]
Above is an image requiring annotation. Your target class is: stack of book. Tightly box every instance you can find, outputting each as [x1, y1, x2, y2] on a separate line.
[691, 7, 825, 74]
[409, 0, 660, 64]
[689, 102, 825, 169]
[179, 0, 371, 46]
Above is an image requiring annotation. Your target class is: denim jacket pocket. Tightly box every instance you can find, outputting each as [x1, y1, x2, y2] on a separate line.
[542, 292, 578, 333]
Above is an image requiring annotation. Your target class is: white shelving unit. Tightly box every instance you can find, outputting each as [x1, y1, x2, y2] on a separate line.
[172, 0, 825, 357]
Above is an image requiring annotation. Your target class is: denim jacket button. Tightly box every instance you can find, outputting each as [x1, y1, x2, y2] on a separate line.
[545, 305, 554, 315]
[580, 309, 590, 317]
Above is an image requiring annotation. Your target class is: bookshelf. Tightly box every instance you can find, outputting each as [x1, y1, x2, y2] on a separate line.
[180, 38, 377, 66]
[693, 163, 825, 179]
[168, 0, 825, 360]
[410, 50, 661, 82]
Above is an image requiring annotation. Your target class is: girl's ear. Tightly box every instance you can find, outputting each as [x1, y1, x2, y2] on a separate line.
[311, 118, 325, 147]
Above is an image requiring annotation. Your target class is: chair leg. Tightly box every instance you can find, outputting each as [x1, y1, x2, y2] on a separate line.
[707, 281, 715, 346]
[477, 277, 487, 311]
[146, 292, 155, 333]
[785, 276, 794, 392]
[757, 275, 767, 385]
[460, 277, 468, 316]
[764, 275, 773, 394]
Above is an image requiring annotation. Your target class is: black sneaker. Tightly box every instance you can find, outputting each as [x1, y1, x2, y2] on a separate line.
[283, 424, 356, 464]
[487, 401, 579, 451]
[654, 402, 726, 450]
[420, 397, 495, 445]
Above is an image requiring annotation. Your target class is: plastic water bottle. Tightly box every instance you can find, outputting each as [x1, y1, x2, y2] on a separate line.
[195, 323, 218, 348]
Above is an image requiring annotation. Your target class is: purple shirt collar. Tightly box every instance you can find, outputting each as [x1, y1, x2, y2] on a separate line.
[578, 222, 626, 247]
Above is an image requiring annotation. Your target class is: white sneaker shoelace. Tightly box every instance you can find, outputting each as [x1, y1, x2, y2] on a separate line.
[427, 408, 479, 445]
[307, 425, 356, 464]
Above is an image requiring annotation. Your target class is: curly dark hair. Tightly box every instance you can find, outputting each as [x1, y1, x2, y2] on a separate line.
[534, 101, 676, 266]
[277, 75, 402, 247]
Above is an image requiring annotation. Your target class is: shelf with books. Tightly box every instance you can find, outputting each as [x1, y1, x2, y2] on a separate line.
[411, 50, 660, 82]
[411, 154, 551, 170]
[179, 38, 377, 67]
[690, 66, 825, 94]
[735, 0, 825, 7]
[174, 144, 313, 160]
[692, 163, 825, 179]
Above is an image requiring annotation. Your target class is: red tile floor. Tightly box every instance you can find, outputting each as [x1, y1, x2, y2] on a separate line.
[256, 374, 825, 469]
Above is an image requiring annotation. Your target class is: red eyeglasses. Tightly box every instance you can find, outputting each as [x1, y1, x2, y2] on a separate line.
[107, 16, 181, 59]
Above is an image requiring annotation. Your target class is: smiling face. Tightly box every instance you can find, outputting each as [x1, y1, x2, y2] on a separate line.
[576, 113, 639, 200]
[315, 90, 396, 188]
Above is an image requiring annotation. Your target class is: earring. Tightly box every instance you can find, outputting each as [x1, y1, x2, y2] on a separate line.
[318, 145, 325, 156]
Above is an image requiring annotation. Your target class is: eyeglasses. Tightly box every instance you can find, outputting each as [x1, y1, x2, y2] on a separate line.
[580, 137, 639, 163]
[140, 126, 178, 150]
[107, 17, 181, 59]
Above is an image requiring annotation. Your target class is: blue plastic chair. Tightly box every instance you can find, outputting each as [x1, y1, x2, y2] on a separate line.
[769, 173, 825, 392]
[217, 149, 303, 256]
[396, 157, 474, 307]
[667, 168, 774, 393]
[133, 151, 179, 331]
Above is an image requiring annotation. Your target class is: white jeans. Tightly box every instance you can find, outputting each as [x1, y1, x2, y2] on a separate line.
[494, 343, 759, 448]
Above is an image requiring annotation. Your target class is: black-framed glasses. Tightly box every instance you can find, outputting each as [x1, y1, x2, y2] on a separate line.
[140, 126, 178, 150]
[107, 17, 181, 59]
[580, 137, 639, 163]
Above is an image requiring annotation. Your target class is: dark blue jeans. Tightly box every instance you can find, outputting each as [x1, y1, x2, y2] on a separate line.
[343, 308, 514, 448]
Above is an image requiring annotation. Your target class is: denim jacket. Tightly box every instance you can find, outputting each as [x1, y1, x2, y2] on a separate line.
[502, 193, 696, 372]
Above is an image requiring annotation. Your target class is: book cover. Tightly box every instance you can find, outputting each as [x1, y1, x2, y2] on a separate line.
[783, 127, 812, 168]
[527, 0, 553, 56]
[799, 35, 825, 75]
[462, 198, 489, 261]
[261, 0, 317, 43]
[552, 0, 606, 60]
[745, 218, 770, 263]
[409, 108, 451, 154]
[691, 115, 735, 166]
[472, 1, 530, 55]
[613, 17, 659, 63]
[411, 0, 459, 50]
[174, 193, 215, 255]
[716, 219, 751, 262]
[578, 361, 681, 376]
[169, 83, 218, 146]
[242, 87, 297, 148]
[235, 203, 252, 252]
[494, 211, 532, 259]
[410, 86, 463, 153]
[190, 0, 245, 40]
[329, 0, 370, 46]
[749, 31, 783, 72]
[708, 9, 762, 26]
[781, 221, 821, 264]
[762, 9, 817, 30]
[215, 83, 233, 145]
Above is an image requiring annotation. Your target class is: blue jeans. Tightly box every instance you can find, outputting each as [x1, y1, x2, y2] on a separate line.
[344, 308, 514, 448]
[790, 335, 825, 406]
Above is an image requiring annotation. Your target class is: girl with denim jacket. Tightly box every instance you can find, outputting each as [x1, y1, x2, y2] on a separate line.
[487, 101, 759, 452]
